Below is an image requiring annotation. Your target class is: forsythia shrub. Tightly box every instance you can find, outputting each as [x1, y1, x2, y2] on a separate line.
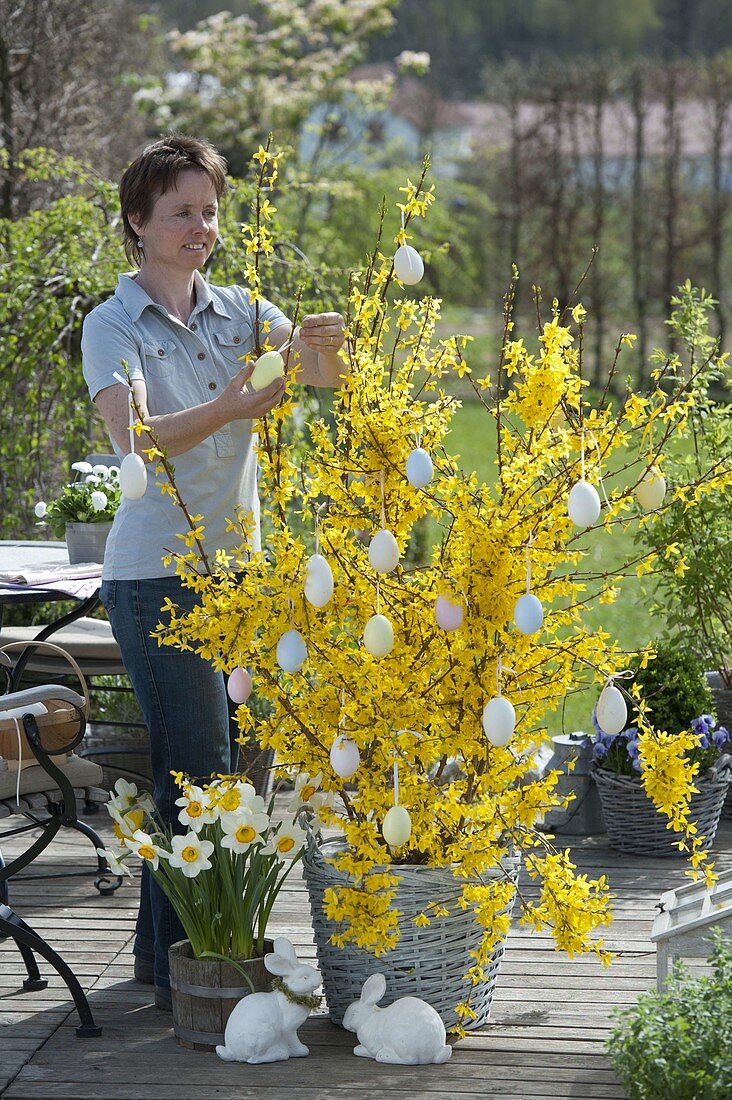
[137, 148, 730, 1028]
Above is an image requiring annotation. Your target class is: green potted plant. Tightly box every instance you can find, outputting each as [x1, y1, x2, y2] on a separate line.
[590, 638, 731, 855]
[636, 284, 732, 729]
[35, 460, 121, 563]
[606, 933, 732, 1099]
[101, 774, 312, 1051]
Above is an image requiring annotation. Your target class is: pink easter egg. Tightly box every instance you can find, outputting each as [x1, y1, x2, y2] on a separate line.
[435, 596, 464, 631]
[227, 667, 253, 704]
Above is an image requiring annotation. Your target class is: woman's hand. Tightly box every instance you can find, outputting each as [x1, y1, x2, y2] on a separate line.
[217, 362, 286, 421]
[299, 312, 346, 353]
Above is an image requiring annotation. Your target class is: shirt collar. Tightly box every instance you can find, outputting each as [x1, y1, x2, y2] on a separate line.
[116, 271, 232, 323]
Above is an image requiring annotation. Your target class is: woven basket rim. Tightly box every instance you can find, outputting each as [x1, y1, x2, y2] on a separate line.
[305, 833, 521, 878]
[591, 761, 731, 794]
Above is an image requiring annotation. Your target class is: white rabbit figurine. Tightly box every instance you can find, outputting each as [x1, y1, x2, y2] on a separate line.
[342, 973, 452, 1064]
[216, 937, 321, 1064]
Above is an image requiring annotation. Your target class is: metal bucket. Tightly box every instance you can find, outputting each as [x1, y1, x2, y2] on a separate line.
[542, 732, 606, 835]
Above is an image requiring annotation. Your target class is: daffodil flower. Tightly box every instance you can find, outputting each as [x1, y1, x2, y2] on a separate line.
[175, 784, 217, 831]
[220, 806, 270, 854]
[168, 833, 214, 878]
[262, 821, 306, 861]
[96, 846, 133, 877]
[125, 829, 163, 870]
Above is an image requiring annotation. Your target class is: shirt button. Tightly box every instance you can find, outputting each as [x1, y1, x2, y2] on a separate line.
[233, 336, 241, 344]
[197, 352, 206, 361]
[190, 322, 198, 331]
[158, 349, 164, 356]
[208, 382, 217, 390]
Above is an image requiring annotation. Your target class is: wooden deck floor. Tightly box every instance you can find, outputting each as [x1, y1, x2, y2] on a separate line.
[2, 808, 730, 1100]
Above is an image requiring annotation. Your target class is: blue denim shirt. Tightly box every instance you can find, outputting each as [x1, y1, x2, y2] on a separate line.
[81, 272, 289, 579]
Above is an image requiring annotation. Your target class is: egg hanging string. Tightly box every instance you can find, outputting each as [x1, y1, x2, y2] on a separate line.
[496, 654, 521, 700]
[525, 530, 535, 594]
[587, 431, 611, 508]
[375, 576, 381, 616]
[379, 469, 386, 529]
[112, 369, 137, 455]
[393, 760, 400, 807]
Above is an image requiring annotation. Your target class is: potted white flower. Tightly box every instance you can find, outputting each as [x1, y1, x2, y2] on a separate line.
[35, 460, 121, 563]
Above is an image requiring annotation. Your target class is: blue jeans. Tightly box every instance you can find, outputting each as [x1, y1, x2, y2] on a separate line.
[100, 577, 236, 989]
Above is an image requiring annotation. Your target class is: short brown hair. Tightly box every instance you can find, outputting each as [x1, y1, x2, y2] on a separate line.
[119, 133, 228, 266]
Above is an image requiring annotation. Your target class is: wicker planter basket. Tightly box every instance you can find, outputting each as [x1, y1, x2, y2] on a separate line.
[706, 672, 732, 819]
[302, 833, 520, 1032]
[591, 759, 731, 857]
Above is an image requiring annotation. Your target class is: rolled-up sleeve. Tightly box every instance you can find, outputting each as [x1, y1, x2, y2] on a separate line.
[81, 308, 145, 401]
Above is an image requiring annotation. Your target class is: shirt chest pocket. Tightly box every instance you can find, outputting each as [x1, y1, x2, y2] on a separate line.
[213, 321, 254, 371]
[142, 338, 177, 377]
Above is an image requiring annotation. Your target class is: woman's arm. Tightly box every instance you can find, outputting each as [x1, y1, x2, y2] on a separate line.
[271, 312, 347, 388]
[94, 363, 286, 457]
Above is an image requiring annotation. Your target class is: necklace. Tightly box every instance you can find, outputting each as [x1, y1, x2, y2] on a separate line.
[271, 977, 321, 1011]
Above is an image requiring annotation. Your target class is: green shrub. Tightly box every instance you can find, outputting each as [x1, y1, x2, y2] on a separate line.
[632, 637, 714, 736]
[606, 935, 732, 1100]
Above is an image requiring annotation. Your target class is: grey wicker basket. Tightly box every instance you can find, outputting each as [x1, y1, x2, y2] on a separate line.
[706, 672, 732, 819]
[302, 832, 520, 1032]
[591, 758, 731, 857]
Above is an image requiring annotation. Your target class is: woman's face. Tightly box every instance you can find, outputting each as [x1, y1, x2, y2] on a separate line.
[131, 169, 219, 274]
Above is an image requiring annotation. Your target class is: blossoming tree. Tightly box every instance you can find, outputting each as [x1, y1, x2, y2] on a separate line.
[142, 146, 729, 1028]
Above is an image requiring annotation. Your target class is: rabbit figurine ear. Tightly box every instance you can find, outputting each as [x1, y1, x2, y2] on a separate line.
[265, 953, 294, 977]
[360, 973, 386, 1005]
[272, 937, 298, 965]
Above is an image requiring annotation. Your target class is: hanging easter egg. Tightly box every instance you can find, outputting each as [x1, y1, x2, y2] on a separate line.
[119, 452, 147, 500]
[250, 350, 284, 392]
[330, 735, 360, 779]
[368, 529, 400, 573]
[596, 682, 627, 736]
[393, 244, 424, 286]
[405, 447, 433, 489]
[513, 593, 544, 635]
[382, 804, 412, 847]
[363, 614, 394, 658]
[635, 467, 666, 511]
[482, 696, 516, 747]
[227, 667, 253, 705]
[276, 629, 307, 674]
[304, 553, 334, 608]
[435, 595, 464, 632]
[567, 480, 601, 527]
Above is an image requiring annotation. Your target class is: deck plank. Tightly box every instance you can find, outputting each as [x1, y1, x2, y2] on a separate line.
[2, 807, 730, 1099]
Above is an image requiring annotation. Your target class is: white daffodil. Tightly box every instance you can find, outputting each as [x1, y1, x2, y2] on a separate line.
[262, 820, 306, 861]
[90, 490, 108, 511]
[92, 464, 110, 480]
[307, 789, 335, 827]
[109, 777, 141, 814]
[220, 806, 270, 854]
[34, 501, 47, 518]
[216, 781, 265, 831]
[71, 461, 93, 475]
[109, 804, 146, 843]
[175, 785, 217, 831]
[293, 770, 323, 805]
[168, 833, 214, 878]
[125, 829, 163, 871]
[96, 846, 133, 877]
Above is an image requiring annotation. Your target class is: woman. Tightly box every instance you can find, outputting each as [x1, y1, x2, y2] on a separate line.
[81, 134, 346, 1009]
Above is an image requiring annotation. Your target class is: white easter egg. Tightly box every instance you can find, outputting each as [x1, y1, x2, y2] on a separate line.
[596, 682, 627, 736]
[393, 244, 424, 286]
[304, 553, 334, 608]
[276, 629, 307, 673]
[635, 467, 667, 511]
[405, 447, 433, 489]
[363, 614, 394, 657]
[567, 479, 601, 527]
[368, 529, 400, 573]
[435, 595, 464, 631]
[513, 593, 544, 635]
[330, 735, 360, 779]
[250, 350, 284, 392]
[227, 667, 253, 704]
[482, 696, 516, 747]
[119, 452, 147, 500]
[382, 804, 412, 847]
